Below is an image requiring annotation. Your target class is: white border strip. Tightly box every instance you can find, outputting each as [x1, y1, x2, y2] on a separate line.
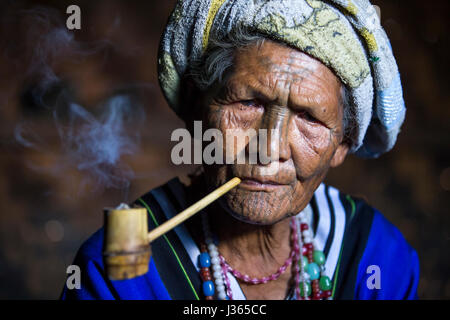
[324, 186, 346, 279]
[313, 183, 331, 252]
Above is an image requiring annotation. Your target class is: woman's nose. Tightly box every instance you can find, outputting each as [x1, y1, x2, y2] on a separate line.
[257, 105, 291, 163]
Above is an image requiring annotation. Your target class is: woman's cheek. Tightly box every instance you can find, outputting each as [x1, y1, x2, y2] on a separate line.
[204, 104, 222, 128]
[291, 119, 334, 177]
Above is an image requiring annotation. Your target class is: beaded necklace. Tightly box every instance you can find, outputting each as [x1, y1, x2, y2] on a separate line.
[197, 209, 333, 300]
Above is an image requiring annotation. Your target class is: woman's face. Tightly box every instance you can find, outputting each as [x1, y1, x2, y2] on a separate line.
[199, 40, 349, 225]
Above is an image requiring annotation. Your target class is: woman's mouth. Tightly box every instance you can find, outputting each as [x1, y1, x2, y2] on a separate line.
[238, 177, 286, 191]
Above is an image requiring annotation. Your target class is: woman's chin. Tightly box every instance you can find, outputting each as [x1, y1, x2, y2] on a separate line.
[220, 198, 286, 225]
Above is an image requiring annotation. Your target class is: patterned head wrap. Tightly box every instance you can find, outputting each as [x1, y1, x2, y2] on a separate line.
[157, 0, 406, 158]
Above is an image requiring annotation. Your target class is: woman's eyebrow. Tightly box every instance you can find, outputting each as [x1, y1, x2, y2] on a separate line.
[227, 79, 278, 103]
[288, 95, 324, 113]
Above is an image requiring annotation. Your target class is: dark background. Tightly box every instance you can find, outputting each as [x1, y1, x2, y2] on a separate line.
[0, 0, 448, 299]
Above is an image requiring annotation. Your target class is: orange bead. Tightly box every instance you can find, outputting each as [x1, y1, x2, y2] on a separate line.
[200, 268, 211, 281]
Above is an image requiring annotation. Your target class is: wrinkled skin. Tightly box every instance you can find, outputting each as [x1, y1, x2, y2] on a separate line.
[187, 40, 349, 299]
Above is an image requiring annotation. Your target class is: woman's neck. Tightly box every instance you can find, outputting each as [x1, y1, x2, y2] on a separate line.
[210, 201, 295, 300]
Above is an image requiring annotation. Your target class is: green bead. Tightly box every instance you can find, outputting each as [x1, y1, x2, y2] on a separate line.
[313, 250, 325, 265]
[319, 276, 332, 291]
[300, 256, 308, 269]
[299, 282, 311, 297]
[306, 262, 320, 280]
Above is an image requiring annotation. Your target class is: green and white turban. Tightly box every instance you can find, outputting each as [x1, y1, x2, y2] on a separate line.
[157, 0, 406, 158]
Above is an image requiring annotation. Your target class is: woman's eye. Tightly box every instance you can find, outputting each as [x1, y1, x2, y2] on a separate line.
[297, 110, 319, 123]
[240, 100, 260, 107]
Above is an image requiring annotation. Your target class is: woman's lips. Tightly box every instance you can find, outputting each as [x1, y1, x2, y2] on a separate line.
[239, 177, 286, 191]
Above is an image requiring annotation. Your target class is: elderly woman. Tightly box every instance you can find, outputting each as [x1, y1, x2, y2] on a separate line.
[62, 0, 419, 300]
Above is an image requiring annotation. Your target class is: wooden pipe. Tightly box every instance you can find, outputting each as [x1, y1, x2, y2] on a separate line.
[103, 206, 151, 280]
[103, 177, 241, 280]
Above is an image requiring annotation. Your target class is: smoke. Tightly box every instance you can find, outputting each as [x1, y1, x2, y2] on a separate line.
[54, 94, 145, 191]
[3, 7, 79, 97]
[4, 5, 147, 199]
[14, 121, 45, 150]
[26, 13, 75, 89]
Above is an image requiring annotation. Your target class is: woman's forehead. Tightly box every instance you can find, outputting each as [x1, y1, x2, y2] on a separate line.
[226, 40, 342, 108]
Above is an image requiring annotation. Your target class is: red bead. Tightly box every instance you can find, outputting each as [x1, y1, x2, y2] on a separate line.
[311, 282, 319, 297]
[322, 290, 332, 298]
[304, 243, 313, 250]
[312, 280, 319, 290]
[302, 246, 308, 256]
[312, 292, 322, 300]
[300, 223, 309, 231]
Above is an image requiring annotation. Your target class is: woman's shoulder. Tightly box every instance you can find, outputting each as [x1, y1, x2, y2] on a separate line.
[324, 185, 416, 251]
[324, 185, 420, 299]
[336, 188, 418, 259]
[354, 206, 420, 299]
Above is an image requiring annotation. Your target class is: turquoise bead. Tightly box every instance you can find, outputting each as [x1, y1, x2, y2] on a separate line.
[306, 262, 320, 280]
[313, 250, 325, 266]
[199, 252, 211, 268]
[299, 282, 311, 297]
[202, 280, 215, 296]
[319, 276, 332, 291]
